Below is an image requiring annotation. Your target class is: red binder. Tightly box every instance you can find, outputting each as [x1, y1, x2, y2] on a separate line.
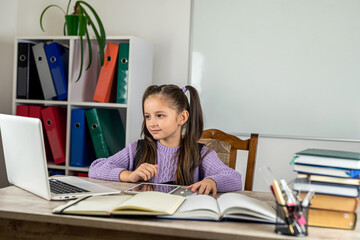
[28, 105, 54, 163]
[16, 105, 29, 116]
[41, 106, 67, 165]
[28, 105, 42, 118]
[93, 42, 119, 103]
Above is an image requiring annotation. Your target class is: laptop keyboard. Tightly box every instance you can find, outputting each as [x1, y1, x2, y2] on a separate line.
[49, 178, 90, 194]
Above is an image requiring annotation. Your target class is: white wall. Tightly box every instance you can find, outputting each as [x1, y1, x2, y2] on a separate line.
[0, 0, 17, 188]
[16, 0, 191, 86]
[1, 0, 360, 191]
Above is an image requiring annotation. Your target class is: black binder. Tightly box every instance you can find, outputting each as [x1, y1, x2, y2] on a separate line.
[16, 42, 44, 100]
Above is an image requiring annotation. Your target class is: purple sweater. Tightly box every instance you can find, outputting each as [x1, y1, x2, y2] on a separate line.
[89, 141, 242, 192]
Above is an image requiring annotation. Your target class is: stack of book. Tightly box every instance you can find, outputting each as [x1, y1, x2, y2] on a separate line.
[292, 148, 360, 230]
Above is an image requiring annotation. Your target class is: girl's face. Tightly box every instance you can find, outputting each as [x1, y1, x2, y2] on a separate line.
[144, 95, 188, 147]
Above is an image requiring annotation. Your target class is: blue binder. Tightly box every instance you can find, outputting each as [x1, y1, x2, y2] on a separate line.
[70, 109, 95, 167]
[44, 42, 69, 100]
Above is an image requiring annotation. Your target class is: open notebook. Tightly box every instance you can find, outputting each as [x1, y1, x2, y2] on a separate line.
[0, 114, 120, 200]
[163, 192, 277, 223]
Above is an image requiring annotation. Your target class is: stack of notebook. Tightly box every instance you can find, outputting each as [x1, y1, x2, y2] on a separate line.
[292, 148, 360, 230]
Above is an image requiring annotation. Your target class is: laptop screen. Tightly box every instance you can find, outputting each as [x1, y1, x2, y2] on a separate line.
[0, 114, 52, 200]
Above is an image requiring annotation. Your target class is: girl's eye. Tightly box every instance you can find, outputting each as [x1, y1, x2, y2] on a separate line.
[145, 115, 150, 119]
[157, 114, 164, 118]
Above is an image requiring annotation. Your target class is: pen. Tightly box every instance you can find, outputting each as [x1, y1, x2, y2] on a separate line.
[302, 190, 315, 208]
[280, 179, 296, 206]
[273, 179, 295, 234]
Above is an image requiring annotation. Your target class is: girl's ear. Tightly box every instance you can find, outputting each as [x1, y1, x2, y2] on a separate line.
[178, 110, 189, 126]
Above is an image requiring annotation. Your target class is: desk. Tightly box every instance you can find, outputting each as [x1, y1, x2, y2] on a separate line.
[0, 178, 359, 240]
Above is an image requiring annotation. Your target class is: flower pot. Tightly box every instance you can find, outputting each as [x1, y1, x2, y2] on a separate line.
[65, 14, 86, 36]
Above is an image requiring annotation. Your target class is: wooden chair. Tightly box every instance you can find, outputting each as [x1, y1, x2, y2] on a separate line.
[198, 129, 259, 191]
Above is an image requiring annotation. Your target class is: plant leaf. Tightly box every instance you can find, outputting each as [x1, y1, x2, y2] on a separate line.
[84, 23, 92, 70]
[76, 6, 85, 82]
[63, 22, 66, 35]
[40, 5, 65, 32]
[76, 34, 84, 82]
[66, 0, 73, 15]
[76, 1, 106, 65]
[80, 9, 105, 66]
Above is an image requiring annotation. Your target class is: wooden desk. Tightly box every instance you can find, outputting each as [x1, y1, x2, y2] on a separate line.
[0, 178, 359, 240]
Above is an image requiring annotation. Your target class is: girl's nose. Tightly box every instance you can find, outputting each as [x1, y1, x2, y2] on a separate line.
[149, 119, 157, 127]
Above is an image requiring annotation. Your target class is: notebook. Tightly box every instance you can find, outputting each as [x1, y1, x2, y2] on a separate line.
[0, 114, 120, 200]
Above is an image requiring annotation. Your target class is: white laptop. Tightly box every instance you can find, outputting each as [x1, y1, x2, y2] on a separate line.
[0, 114, 120, 200]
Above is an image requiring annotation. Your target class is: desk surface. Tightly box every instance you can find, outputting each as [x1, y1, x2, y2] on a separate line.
[0, 177, 359, 240]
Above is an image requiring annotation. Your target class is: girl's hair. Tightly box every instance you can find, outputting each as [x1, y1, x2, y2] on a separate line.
[136, 84, 205, 185]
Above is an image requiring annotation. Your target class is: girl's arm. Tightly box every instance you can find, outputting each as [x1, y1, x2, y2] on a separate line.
[199, 147, 243, 192]
[88, 141, 138, 181]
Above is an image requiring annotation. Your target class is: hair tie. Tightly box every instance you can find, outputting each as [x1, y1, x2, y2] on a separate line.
[181, 87, 187, 93]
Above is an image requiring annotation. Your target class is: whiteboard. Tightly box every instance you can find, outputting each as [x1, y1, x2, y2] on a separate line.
[190, 0, 360, 140]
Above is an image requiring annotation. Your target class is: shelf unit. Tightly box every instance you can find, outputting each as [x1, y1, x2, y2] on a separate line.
[12, 36, 153, 175]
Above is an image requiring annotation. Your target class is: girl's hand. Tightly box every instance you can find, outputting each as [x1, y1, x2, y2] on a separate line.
[120, 164, 158, 183]
[186, 178, 217, 197]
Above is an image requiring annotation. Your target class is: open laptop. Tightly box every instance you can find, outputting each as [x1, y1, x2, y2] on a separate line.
[0, 114, 120, 200]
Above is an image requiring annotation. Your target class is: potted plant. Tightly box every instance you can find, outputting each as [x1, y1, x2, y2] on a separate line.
[40, 0, 106, 81]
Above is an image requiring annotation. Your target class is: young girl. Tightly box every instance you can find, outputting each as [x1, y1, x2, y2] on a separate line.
[89, 84, 242, 196]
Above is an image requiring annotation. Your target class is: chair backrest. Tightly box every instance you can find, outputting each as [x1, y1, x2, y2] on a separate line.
[198, 129, 259, 191]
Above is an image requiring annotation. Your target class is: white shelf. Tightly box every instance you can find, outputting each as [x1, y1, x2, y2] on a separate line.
[13, 36, 153, 175]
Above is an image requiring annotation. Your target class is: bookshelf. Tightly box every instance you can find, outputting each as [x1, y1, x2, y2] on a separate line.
[12, 36, 153, 176]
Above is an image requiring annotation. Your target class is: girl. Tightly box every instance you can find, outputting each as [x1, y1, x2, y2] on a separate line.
[89, 84, 242, 196]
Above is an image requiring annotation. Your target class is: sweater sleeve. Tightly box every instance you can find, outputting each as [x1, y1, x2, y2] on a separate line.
[88, 141, 138, 181]
[200, 147, 242, 192]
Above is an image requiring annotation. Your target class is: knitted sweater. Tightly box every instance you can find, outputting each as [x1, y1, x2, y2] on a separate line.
[89, 141, 242, 192]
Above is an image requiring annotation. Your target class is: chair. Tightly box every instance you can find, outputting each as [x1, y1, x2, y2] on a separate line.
[198, 129, 259, 191]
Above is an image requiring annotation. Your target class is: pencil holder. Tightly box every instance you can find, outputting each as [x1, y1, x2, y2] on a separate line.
[275, 202, 309, 237]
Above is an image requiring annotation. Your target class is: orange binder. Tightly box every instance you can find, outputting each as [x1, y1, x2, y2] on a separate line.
[93, 42, 119, 103]
[41, 106, 67, 165]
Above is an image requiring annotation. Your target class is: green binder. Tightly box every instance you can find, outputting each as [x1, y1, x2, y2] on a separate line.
[85, 108, 126, 159]
[116, 42, 129, 104]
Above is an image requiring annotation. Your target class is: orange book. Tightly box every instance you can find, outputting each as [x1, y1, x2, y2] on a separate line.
[308, 208, 357, 230]
[300, 193, 359, 212]
[93, 42, 119, 103]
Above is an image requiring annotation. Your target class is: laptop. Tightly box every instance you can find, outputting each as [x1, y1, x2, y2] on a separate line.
[0, 114, 120, 200]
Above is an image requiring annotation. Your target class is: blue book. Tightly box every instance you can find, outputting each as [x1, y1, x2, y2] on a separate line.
[294, 163, 360, 178]
[70, 109, 95, 167]
[44, 42, 69, 100]
[293, 180, 359, 198]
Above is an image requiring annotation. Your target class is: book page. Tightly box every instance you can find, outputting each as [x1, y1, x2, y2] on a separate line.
[53, 195, 132, 215]
[166, 194, 220, 220]
[177, 195, 220, 213]
[113, 191, 185, 215]
[218, 193, 276, 222]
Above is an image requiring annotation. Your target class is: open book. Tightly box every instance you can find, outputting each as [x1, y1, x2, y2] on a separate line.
[53, 191, 185, 216]
[163, 192, 276, 223]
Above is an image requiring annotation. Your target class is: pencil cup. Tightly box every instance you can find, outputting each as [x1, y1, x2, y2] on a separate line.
[275, 202, 309, 237]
